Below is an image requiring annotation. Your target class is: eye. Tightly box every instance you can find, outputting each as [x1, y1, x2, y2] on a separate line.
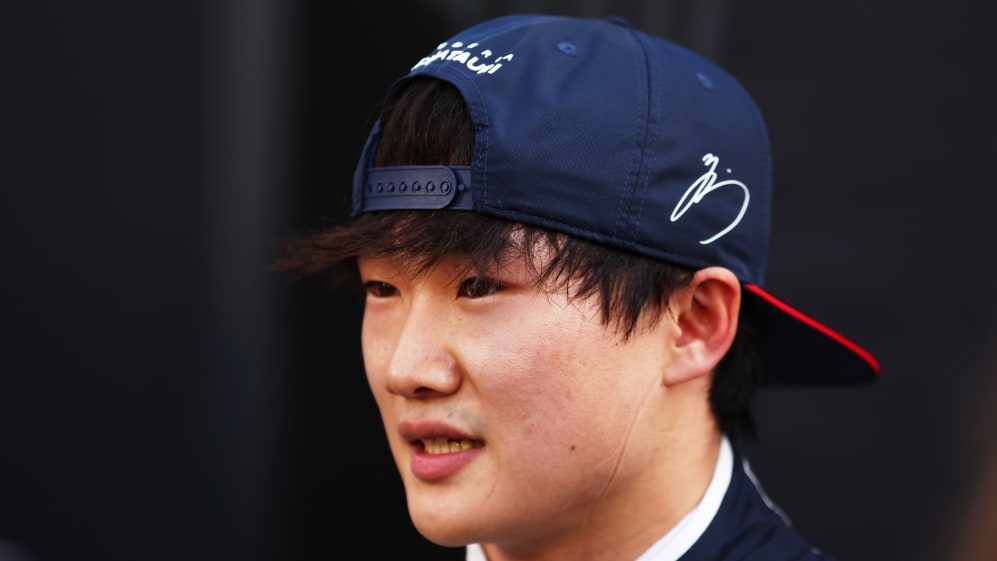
[363, 280, 398, 298]
[458, 277, 503, 298]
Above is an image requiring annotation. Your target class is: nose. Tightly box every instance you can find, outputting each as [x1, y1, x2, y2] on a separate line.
[380, 296, 462, 399]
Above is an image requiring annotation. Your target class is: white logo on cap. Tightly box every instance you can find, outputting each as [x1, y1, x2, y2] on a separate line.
[671, 153, 750, 245]
[412, 41, 514, 75]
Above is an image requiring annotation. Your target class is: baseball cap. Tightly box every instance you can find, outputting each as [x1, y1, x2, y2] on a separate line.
[351, 14, 880, 385]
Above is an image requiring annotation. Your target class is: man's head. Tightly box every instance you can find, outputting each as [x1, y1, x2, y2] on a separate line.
[273, 14, 879, 551]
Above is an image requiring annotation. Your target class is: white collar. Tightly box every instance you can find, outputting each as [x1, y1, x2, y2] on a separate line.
[466, 436, 733, 561]
[635, 435, 733, 560]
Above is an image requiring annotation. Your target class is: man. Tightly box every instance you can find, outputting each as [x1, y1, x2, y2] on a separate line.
[273, 13, 880, 561]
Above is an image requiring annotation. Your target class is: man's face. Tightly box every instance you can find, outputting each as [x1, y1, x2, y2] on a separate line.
[357, 250, 687, 555]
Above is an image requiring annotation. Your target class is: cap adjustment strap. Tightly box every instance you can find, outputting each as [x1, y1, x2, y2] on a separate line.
[360, 165, 473, 211]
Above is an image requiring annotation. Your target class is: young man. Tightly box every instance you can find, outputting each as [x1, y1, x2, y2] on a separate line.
[273, 14, 881, 561]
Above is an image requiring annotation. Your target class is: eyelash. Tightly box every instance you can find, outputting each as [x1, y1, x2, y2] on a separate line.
[458, 277, 503, 298]
[363, 281, 398, 298]
[362, 277, 503, 299]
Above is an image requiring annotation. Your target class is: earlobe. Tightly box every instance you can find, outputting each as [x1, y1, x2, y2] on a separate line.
[664, 267, 741, 386]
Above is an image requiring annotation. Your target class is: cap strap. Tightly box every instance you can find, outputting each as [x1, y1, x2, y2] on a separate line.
[359, 165, 473, 211]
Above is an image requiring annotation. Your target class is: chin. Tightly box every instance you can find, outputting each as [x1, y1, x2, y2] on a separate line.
[411, 522, 475, 548]
[408, 502, 480, 548]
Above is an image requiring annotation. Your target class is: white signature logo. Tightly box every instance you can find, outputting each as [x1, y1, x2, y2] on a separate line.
[412, 41, 515, 75]
[670, 153, 750, 245]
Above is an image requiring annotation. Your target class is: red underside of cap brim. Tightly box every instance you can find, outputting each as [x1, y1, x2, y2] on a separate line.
[744, 283, 881, 386]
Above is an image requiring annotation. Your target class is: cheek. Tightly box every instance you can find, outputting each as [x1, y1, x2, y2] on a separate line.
[475, 321, 660, 508]
[360, 316, 398, 408]
[360, 319, 386, 378]
[478, 313, 633, 454]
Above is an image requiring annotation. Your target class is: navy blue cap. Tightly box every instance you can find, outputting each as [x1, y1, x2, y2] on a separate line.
[352, 14, 880, 385]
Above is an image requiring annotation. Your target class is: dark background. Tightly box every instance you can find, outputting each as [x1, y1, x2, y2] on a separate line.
[2, 1, 996, 560]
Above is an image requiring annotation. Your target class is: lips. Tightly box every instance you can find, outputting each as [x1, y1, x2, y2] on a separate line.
[399, 419, 485, 480]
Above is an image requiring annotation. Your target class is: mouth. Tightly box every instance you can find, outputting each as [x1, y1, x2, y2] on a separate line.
[419, 437, 484, 455]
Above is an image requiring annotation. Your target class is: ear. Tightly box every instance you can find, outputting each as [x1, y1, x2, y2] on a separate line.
[662, 267, 741, 386]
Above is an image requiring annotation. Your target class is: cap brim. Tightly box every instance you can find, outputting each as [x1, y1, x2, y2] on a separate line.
[743, 284, 881, 386]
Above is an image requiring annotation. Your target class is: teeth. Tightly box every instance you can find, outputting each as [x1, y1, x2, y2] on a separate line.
[421, 437, 482, 455]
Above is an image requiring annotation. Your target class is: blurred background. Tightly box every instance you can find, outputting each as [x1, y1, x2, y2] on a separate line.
[2, 1, 995, 560]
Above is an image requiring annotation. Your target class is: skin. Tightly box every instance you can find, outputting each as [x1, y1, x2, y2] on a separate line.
[358, 249, 741, 561]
